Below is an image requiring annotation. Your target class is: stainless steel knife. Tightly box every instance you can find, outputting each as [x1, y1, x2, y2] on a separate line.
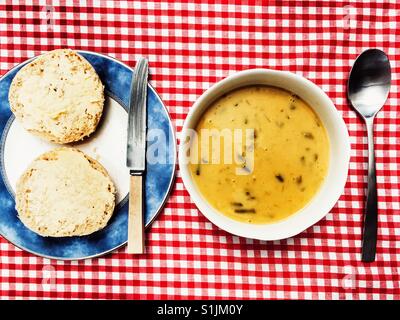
[126, 57, 148, 254]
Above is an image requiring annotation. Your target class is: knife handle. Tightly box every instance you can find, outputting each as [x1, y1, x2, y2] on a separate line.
[127, 175, 145, 254]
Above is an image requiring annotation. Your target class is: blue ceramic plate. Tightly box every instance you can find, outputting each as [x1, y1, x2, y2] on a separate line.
[0, 51, 176, 260]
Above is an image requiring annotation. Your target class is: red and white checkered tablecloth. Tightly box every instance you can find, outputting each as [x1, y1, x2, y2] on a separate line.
[0, 0, 399, 300]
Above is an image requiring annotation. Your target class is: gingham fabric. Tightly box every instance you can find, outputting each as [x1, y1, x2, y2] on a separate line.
[0, 0, 399, 300]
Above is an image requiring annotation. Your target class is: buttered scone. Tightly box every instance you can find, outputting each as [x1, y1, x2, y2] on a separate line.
[9, 49, 104, 144]
[16, 148, 116, 237]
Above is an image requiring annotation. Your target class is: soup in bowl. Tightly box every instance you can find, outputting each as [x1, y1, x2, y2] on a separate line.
[179, 69, 350, 241]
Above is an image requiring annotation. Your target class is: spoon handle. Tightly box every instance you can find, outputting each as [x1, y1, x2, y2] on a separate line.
[362, 117, 378, 262]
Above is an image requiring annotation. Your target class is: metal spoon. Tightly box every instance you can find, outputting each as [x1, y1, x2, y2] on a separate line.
[348, 49, 391, 262]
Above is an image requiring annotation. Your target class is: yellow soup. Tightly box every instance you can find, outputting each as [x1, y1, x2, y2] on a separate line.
[189, 86, 329, 224]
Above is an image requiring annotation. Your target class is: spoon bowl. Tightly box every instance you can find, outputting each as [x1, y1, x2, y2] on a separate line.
[348, 49, 391, 118]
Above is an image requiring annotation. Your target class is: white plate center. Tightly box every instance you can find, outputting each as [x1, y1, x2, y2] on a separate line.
[3, 96, 129, 204]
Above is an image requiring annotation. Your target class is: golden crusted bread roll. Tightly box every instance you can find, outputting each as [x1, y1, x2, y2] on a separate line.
[16, 148, 116, 237]
[9, 49, 104, 144]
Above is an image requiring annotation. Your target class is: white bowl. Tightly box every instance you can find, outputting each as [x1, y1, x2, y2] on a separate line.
[179, 69, 350, 241]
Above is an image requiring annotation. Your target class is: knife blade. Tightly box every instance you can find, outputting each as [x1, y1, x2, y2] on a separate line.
[127, 57, 148, 174]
